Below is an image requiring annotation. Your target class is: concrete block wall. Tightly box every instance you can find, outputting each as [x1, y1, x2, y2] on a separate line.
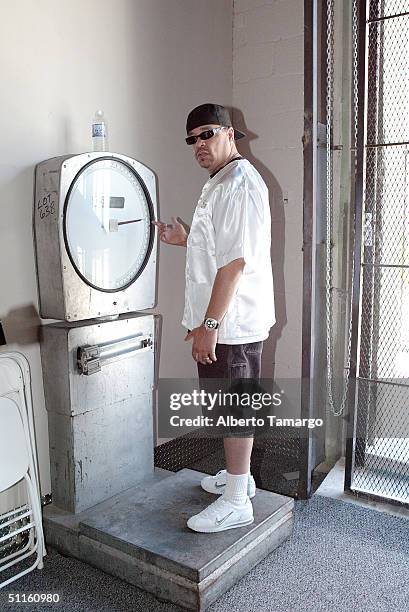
[233, 0, 304, 379]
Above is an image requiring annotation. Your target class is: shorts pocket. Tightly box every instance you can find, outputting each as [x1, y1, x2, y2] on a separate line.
[244, 341, 263, 355]
[230, 363, 248, 380]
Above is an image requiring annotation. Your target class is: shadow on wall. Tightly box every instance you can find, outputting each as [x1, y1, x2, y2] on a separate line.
[0, 164, 44, 348]
[232, 107, 286, 379]
[0, 304, 42, 345]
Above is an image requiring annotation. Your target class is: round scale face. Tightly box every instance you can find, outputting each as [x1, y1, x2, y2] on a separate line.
[64, 158, 153, 291]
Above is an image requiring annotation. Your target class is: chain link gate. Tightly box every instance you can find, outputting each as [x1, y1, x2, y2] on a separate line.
[346, 0, 409, 506]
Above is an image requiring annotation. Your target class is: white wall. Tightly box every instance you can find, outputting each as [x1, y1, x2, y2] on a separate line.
[0, 0, 233, 495]
[232, 0, 304, 378]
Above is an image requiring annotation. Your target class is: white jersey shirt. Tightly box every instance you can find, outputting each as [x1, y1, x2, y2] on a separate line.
[182, 158, 275, 344]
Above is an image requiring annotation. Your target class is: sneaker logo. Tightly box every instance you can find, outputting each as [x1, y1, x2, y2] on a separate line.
[215, 511, 234, 525]
[215, 482, 225, 488]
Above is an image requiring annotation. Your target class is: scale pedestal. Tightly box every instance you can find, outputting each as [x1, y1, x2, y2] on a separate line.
[41, 313, 155, 513]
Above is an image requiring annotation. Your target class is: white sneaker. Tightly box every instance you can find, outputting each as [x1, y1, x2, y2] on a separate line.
[201, 469, 256, 498]
[187, 496, 254, 533]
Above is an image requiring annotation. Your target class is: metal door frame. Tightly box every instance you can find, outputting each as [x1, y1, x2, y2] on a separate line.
[344, 0, 367, 491]
[300, 0, 318, 499]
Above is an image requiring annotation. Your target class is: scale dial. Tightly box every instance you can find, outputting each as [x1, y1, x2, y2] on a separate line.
[63, 157, 154, 292]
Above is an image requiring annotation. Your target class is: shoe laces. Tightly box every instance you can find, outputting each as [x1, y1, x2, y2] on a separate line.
[199, 497, 231, 518]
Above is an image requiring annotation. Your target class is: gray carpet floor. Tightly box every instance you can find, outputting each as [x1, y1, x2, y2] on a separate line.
[1, 494, 408, 612]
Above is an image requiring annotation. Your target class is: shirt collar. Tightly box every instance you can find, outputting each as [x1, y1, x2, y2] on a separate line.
[209, 156, 243, 179]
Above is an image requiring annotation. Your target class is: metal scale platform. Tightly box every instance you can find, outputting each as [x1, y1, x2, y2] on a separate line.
[34, 152, 293, 610]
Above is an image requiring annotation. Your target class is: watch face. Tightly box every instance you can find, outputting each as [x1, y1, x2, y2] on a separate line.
[205, 318, 218, 330]
[63, 158, 154, 292]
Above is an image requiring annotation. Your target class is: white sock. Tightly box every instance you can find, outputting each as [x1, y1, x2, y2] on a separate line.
[223, 472, 249, 506]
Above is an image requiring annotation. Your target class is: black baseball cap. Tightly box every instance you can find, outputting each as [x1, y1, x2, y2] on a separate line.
[186, 103, 245, 140]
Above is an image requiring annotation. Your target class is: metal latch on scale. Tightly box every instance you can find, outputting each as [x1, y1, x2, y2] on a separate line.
[77, 333, 153, 375]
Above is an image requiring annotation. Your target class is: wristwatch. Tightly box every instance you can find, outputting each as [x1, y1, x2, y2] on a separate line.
[203, 317, 219, 331]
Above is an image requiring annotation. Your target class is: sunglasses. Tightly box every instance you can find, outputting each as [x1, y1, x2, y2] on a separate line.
[185, 126, 226, 145]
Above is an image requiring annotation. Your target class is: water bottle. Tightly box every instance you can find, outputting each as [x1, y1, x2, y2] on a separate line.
[92, 110, 108, 151]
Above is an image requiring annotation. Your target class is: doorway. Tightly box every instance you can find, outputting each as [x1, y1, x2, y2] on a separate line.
[345, 0, 409, 506]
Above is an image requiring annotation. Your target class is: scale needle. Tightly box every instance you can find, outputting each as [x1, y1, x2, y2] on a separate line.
[109, 218, 145, 232]
[118, 218, 144, 225]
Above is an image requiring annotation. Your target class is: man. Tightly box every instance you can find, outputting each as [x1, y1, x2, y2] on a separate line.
[154, 103, 275, 533]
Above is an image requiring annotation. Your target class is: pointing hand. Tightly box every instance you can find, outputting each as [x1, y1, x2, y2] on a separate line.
[152, 216, 188, 246]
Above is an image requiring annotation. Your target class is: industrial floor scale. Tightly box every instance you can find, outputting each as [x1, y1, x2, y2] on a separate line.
[34, 152, 293, 610]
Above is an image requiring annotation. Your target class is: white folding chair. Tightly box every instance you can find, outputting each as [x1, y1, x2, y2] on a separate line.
[0, 353, 45, 589]
[0, 353, 43, 519]
[0, 396, 45, 588]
